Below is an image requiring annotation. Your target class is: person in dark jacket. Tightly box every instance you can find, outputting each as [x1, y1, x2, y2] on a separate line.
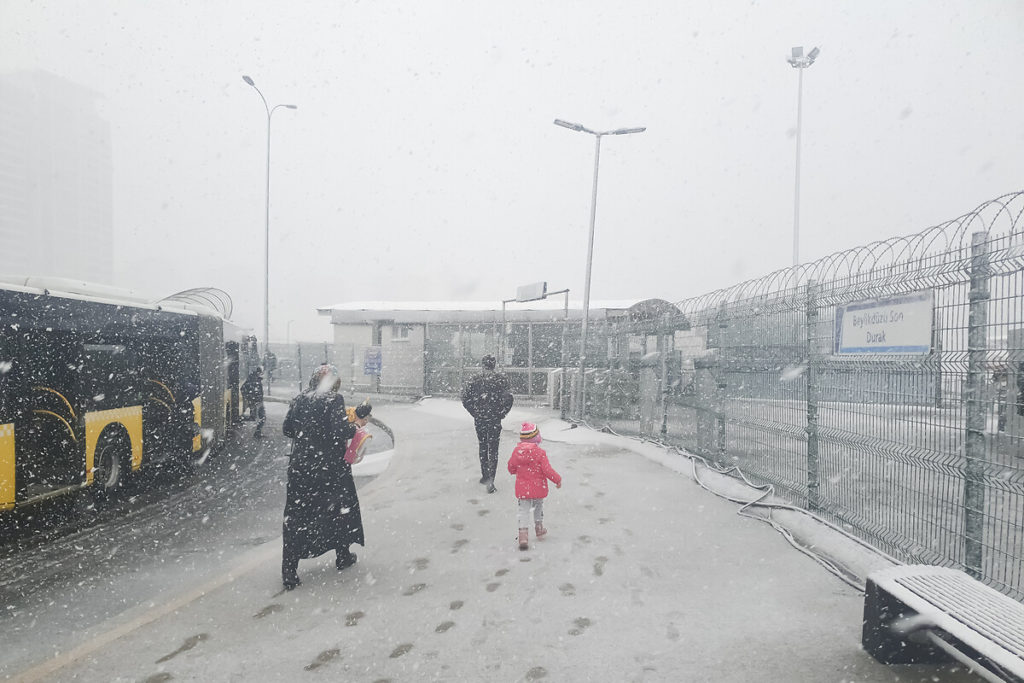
[241, 367, 266, 438]
[461, 354, 513, 493]
[280, 364, 370, 590]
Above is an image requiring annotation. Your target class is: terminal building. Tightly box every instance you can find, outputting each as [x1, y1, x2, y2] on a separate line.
[315, 298, 683, 400]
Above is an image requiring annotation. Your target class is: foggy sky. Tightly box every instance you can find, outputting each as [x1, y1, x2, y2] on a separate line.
[2, 1, 1023, 342]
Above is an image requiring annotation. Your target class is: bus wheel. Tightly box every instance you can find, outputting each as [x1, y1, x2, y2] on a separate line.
[92, 434, 128, 498]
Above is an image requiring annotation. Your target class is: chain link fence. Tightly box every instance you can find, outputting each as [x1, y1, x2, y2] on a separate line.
[265, 342, 337, 394]
[580, 192, 1024, 601]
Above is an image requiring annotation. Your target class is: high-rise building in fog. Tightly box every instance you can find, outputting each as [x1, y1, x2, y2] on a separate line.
[0, 70, 113, 283]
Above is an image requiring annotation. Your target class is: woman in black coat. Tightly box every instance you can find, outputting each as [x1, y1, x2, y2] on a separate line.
[281, 364, 369, 590]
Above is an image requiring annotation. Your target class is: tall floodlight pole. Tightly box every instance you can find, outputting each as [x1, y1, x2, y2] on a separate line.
[242, 75, 297, 374]
[787, 46, 819, 267]
[553, 119, 645, 421]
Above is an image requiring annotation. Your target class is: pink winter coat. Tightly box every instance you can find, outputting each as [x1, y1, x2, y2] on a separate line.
[507, 443, 561, 499]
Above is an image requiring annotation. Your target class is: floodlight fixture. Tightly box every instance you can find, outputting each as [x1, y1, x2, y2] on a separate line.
[788, 45, 820, 69]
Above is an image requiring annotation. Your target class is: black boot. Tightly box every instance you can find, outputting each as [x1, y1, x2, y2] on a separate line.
[336, 548, 357, 570]
[283, 555, 301, 590]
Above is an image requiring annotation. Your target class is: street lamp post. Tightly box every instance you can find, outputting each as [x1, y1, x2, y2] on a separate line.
[242, 75, 296, 372]
[553, 119, 645, 421]
[786, 46, 819, 267]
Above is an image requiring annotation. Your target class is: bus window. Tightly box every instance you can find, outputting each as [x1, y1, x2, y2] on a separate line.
[81, 344, 132, 407]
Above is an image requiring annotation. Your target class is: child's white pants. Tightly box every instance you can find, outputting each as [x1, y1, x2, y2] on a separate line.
[517, 498, 544, 527]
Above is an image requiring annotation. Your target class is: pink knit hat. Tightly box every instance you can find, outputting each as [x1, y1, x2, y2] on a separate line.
[520, 422, 541, 443]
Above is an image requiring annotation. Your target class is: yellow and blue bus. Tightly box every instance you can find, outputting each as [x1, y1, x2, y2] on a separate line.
[0, 278, 258, 511]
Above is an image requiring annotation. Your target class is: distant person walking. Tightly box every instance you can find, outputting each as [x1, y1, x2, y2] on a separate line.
[461, 354, 513, 493]
[280, 364, 370, 591]
[241, 367, 266, 438]
[507, 422, 561, 551]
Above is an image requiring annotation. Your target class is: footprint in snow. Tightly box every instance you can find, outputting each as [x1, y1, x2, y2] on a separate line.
[155, 633, 208, 664]
[304, 648, 340, 671]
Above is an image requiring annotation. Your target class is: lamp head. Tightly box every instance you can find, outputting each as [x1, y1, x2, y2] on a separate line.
[554, 119, 585, 132]
[787, 46, 819, 68]
[284, 104, 298, 109]
[242, 75, 255, 86]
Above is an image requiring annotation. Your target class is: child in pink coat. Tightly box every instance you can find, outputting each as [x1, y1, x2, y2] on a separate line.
[507, 422, 562, 550]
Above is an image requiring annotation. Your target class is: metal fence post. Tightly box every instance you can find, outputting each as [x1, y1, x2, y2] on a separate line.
[715, 301, 727, 460]
[660, 315, 670, 438]
[806, 279, 820, 512]
[933, 312, 943, 408]
[964, 231, 990, 579]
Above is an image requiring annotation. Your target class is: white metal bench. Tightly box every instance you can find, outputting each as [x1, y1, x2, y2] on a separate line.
[862, 565, 1024, 682]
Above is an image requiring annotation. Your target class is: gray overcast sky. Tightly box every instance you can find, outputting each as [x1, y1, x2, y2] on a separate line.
[3, 1, 1023, 342]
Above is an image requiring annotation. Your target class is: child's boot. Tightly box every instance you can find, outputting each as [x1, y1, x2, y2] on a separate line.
[518, 528, 529, 551]
[535, 521, 547, 538]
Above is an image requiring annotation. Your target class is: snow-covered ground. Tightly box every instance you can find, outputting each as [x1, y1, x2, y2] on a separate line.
[10, 399, 978, 682]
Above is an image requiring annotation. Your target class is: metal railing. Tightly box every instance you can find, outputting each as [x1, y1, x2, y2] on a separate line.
[581, 192, 1024, 601]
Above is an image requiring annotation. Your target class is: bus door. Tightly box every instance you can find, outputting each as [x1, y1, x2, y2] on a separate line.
[16, 329, 85, 497]
[135, 326, 200, 462]
[225, 341, 240, 425]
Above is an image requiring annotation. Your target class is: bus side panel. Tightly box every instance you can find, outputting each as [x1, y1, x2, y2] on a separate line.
[1, 424, 13, 510]
[84, 407, 143, 479]
[197, 315, 226, 450]
[191, 397, 202, 452]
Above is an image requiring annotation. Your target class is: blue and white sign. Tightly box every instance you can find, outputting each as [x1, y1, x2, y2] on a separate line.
[363, 346, 383, 375]
[834, 291, 934, 355]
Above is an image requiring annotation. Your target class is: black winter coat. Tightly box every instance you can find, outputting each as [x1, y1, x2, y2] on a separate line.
[461, 370, 514, 422]
[282, 390, 364, 558]
[241, 373, 264, 405]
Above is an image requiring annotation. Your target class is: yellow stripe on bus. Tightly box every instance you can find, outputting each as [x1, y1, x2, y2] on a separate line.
[0, 423, 14, 511]
[144, 397, 174, 412]
[32, 386, 77, 420]
[84, 407, 143, 481]
[192, 397, 202, 452]
[31, 410, 79, 442]
[147, 379, 176, 402]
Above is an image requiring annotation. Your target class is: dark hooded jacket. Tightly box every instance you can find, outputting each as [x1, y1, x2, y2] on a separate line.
[461, 370, 514, 422]
[241, 370, 264, 407]
[282, 389, 363, 558]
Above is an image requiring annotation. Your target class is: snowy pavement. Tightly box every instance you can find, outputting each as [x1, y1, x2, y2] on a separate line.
[11, 399, 979, 682]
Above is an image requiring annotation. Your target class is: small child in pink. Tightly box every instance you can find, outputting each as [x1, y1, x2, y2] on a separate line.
[507, 422, 562, 550]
